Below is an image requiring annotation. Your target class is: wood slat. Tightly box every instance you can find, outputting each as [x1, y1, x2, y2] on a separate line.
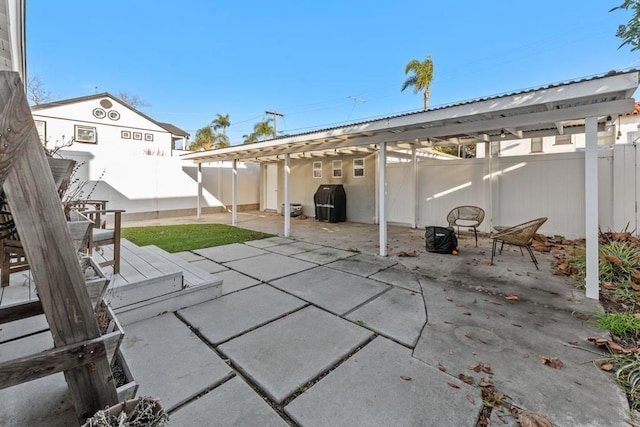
[0, 334, 110, 390]
[0, 300, 43, 324]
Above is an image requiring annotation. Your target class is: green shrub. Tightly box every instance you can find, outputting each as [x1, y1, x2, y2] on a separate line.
[597, 311, 640, 339]
[566, 241, 640, 288]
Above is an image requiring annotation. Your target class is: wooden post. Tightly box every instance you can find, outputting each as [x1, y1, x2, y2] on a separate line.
[0, 72, 117, 418]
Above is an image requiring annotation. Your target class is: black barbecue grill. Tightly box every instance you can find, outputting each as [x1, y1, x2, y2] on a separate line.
[313, 184, 346, 223]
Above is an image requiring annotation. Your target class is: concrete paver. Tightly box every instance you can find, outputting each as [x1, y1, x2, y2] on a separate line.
[245, 236, 295, 248]
[224, 253, 316, 282]
[412, 276, 628, 427]
[369, 264, 421, 292]
[266, 243, 310, 256]
[174, 251, 204, 262]
[346, 286, 426, 347]
[270, 266, 390, 315]
[193, 243, 268, 263]
[216, 269, 262, 295]
[285, 337, 482, 427]
[327, 253, 397, 277]
[288, 241, 324, 252]
[122, 313, 234, 411]
[291, 247, 357, 265]
[179, 284, 306, 344]
[219, 306, 373, 403]
[169, 377, 288, 426]
[189, 258, 228, 273]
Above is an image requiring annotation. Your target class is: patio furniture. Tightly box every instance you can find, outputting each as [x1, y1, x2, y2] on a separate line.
[446, 206, 485, 246]
[490, 217, 548, 270]
[80, 208, 125, 274]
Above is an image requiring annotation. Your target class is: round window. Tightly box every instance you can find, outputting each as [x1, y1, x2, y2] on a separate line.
[107, 110, 120, 121]
[93, 108, 106, 119]
[99, 99, 113, 109]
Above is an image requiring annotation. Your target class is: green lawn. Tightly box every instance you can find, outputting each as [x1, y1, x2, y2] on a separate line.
[121, 224, 274, 253]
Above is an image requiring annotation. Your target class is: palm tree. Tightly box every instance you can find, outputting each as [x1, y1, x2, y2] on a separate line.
[254, 119, 274, 141]
[243, 133, 259, 144]
[211, 113, 230, 136]
[401, 54, 434, 110]
[190, 126, 215, 151]
[213, 133, 230, 148]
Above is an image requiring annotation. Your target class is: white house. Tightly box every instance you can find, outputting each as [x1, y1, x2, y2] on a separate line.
[31, 92, 189, 157]
[476, 103, 640, 157]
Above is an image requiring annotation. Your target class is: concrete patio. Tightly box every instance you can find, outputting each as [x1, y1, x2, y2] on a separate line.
[0, 211, 631, 426]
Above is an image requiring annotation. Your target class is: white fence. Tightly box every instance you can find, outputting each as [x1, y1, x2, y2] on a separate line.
[388, 146, 639, 239]
[60, 150, 260, 219]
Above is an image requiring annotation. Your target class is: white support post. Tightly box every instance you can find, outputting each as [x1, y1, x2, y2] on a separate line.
[378, 142, 387, 256]
[585, 116, 599, 300]
[411, 145, 418, 229]
[196, 163, 202, 220]
[284, 153, 290, 237]
[232, 159, 238, 226]
[484, 142, 492, 232]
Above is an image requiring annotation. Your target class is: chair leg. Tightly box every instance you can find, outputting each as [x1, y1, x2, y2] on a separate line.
[525, 245, 540, 270]
[1, 249, 9, 287]
[491, 239, 497, 265]
[499, 241, 505, 254]
[473, 226, 478, 247]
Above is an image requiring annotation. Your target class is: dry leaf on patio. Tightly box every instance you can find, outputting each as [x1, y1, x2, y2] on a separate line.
[625, 420, 640, 427]
[594, 360, 614, 371]
[587, 336, 634, 354]
[397, 250, 417, 257]
[518, 410, 553, 427]
[466, 394, 475, 404]
[482, 261, 492, 266]
[445, 296, 453, 302]
[468, 362, 493, 374]
[400, 375, 412, 381]
[458, 373, 474, 384]
[602, 281, 616, 290]
[537, 355, 563, 369]
[438, 363, 447, 372]
[447, 382, 460, 389]
[505, 294, 519, 301]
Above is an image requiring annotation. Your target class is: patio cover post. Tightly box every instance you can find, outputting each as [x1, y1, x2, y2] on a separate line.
[585, 116, 599, 300]
[284, 153, 290, 237]
[411, 145, 417, 229]
[379, 142, 387, 256]
[197, 163, 202, 220]
[232, 159, 238, 226]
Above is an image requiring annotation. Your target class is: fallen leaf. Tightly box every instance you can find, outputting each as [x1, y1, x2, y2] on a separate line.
[468, 362, 493, 374]
[478, 380, 493, 388]
[505, 294, 519, 301]
[445, 296, 453, 302]
[567, 341, 578, 346]
[457, 303, 466, 307]
[537, 355, 563, 369]
[464, 333, 473, 340]
[482, 261, 492, 266]
[630, 281, 640, 292]
[466, 394, 475, 404]
[400, 375, 412, 381]
[478, 338, 488, 345]
[625, 420, 640, 427]
[438, 363, 447, 372]
[522, 353, 530, 358]
[597, 361, 614, 372]
[447, 382, 460, 389]
[458, 374, 474, 384]
[587, 336, 634, 354]
[518, 410, 553, 427]
[398, 250, 417, 257]
[602, 281, 616, 290]
[463, 312, 472, 316]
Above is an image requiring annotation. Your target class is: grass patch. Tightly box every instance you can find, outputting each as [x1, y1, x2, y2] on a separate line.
[597, 311, 640, 340]
[121, 224, 274, 252]
[566, 241, 640, 288]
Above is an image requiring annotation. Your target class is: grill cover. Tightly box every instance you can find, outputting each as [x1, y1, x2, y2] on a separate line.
[314, 184, 346, 223]
[425, 226, 457, 254]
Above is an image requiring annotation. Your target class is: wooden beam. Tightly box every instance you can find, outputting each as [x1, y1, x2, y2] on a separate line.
[0, 334, 109, 390]
[0, 300, 43, 324]
[0, 72, 117, 419]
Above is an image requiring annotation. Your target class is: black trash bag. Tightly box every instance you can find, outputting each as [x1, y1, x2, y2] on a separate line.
[425, 226, 457, 254]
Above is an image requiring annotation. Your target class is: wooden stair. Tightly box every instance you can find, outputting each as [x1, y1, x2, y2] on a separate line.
[96, 239, 222, 325]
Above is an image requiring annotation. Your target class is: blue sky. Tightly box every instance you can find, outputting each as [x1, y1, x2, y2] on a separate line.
[27, 1, 639, 145]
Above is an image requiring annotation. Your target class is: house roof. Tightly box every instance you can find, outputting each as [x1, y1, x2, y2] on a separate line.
[158, 122, 189, 138]
[181, 70, 639, 164]
[31, 92, 188, 137]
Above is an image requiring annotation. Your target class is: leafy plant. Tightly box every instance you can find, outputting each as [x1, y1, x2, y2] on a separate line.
[566, 241, 640, 288]
[616, 354, 640, 411]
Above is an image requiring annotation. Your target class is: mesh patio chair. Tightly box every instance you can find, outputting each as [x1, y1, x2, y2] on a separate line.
[447, 206, 485, 246]
[490, 217, 548, 270]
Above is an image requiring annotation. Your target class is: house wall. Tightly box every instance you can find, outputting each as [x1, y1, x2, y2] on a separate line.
[387, 149, 622, 239]
[60, 150, 260, 220]
[275, 154, 377, 223]
[33, 96, 173, 157]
